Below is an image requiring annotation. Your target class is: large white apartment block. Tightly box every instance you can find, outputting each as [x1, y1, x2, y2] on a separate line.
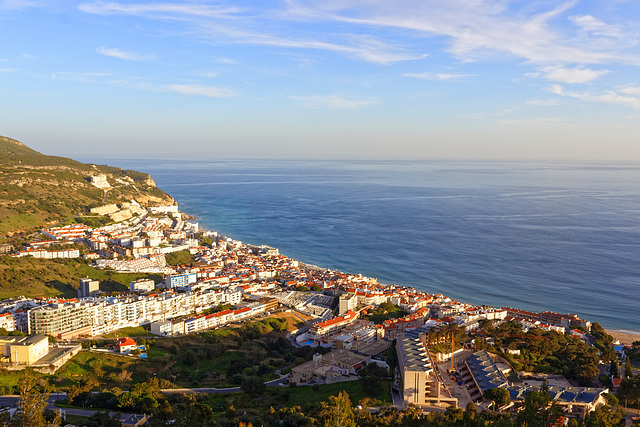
[130, 278, 155, 293]
[0, 313, 17, 332]
[27, 301, 91, 338]
[165, 272, 197, 289]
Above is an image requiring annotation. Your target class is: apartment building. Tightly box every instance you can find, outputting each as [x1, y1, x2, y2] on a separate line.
[27, 301, 91, 339]
[395, 329, 458, 408]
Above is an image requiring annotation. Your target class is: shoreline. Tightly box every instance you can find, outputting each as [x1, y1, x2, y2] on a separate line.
[198, 217, 640, 340]
[606, 329, 640, 346]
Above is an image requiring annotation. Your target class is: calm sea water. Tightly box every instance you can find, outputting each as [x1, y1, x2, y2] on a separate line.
[92, 159, 640, 333]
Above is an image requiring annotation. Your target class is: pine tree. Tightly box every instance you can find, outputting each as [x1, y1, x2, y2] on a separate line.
[11, 370, 60, 427]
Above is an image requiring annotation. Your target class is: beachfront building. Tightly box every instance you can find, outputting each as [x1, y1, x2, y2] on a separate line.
[308, 310, 359, 341]
[338, 293, 357, 315]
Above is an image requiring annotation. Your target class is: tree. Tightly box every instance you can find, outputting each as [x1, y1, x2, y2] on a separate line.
[583, 405, 626, 427]
[317, 391, 356, 427]
[617, 375, 640, 406]
[625, 357, 633, 378]
[358, 362, 388, 394]
[11, 370, 60, 427]
[610, 358, 619, 378]
[84, 411, 121, 427]
[484, 387, 510, 408]
[240, 375, 266, 398]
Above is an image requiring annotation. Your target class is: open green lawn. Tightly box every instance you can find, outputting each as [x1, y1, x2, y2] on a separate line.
[0, 369, 26, 393]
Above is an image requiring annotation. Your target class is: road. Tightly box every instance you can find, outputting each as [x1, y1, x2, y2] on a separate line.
[0, 394, 134, 421]
[160, 374, 288, 394]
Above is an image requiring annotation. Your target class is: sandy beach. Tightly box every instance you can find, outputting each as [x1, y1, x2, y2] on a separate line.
[607, 330, 640, 346]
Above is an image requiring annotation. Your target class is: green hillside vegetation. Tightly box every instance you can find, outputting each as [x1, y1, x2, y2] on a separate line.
[0, 135, 174, 238]
[0, 256, 161, 298]
[165, 249, 197, 266]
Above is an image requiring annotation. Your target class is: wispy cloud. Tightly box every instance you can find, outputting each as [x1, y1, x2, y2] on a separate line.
[291, 94, 377, 109]
[51, 71, 113, 82]
[283, 0, 640, 66]
[540, 66, 609, 84]
[526, 99, 561, 106]
[0, 0, 42, 11]
[96, 47, 154, 61]
[568, 15, 623, 39]
[165, 84, 236, 98]
[199, 70, 220, 78]
[80, 2, 426, 65]
[106, 77, 237, 98]
[498, 117, 571, 127]
[550, 84, 640, 108]
[79, 2, 244, 19]
[619, 87, 640, 96]
[403, 72, 472, 81]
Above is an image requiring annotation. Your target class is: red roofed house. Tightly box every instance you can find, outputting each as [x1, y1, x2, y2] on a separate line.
[115, 337, 137, 354]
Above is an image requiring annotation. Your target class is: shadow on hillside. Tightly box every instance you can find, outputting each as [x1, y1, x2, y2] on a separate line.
[47, 280, 76, 298]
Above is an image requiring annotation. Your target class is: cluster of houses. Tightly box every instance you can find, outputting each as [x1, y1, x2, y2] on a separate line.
[1, 202, 616, 420]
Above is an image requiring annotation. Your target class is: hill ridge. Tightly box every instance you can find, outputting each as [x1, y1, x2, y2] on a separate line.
[0, 135, 174, 237]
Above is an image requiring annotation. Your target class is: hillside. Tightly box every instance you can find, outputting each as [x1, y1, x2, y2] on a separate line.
[0, 135, 174, 237]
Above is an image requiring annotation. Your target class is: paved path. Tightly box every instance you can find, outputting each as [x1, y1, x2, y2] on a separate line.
[160, 374, 288, 394]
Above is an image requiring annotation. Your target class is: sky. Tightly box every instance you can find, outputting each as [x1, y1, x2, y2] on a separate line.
[1, 0, 640, 160]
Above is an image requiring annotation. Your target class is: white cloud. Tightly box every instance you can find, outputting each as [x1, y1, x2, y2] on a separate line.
[619, 87, 640, 96]
[79, 2, 243, 18]
[526, 99, 560, 106]
[96, 47, 153, 61]
[550, 84, 640, 109]
[283, 0, 640, 66]
[569, 14, 623, 38]
[541, 66, 609, 84]
[291, 94, 377, 109]
[51, 71, 113, 82]
[403, 72, 472, 81]
[80, 2, 427, 65]
[165, 84, 236, 98]
[77, 0, 640, 70]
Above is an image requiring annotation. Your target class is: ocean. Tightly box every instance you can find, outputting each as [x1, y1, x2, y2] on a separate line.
[92, 159, 640, 333]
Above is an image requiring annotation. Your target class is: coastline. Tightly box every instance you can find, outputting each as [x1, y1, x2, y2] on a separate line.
[198, 217, 640, 341]
[606, 329, 640, 346]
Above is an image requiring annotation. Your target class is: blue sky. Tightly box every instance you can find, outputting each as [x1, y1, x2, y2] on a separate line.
[1, 0, 640, 160]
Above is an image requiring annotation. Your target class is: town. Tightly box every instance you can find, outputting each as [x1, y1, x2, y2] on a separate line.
[1, 198, 638, 426]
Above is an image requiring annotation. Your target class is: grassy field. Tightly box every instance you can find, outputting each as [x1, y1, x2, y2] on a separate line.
[61, 414, 90, 426]
[0, 256, 162, 299]
[102, 326, 149, 338]
[53, 350, 139, 390]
